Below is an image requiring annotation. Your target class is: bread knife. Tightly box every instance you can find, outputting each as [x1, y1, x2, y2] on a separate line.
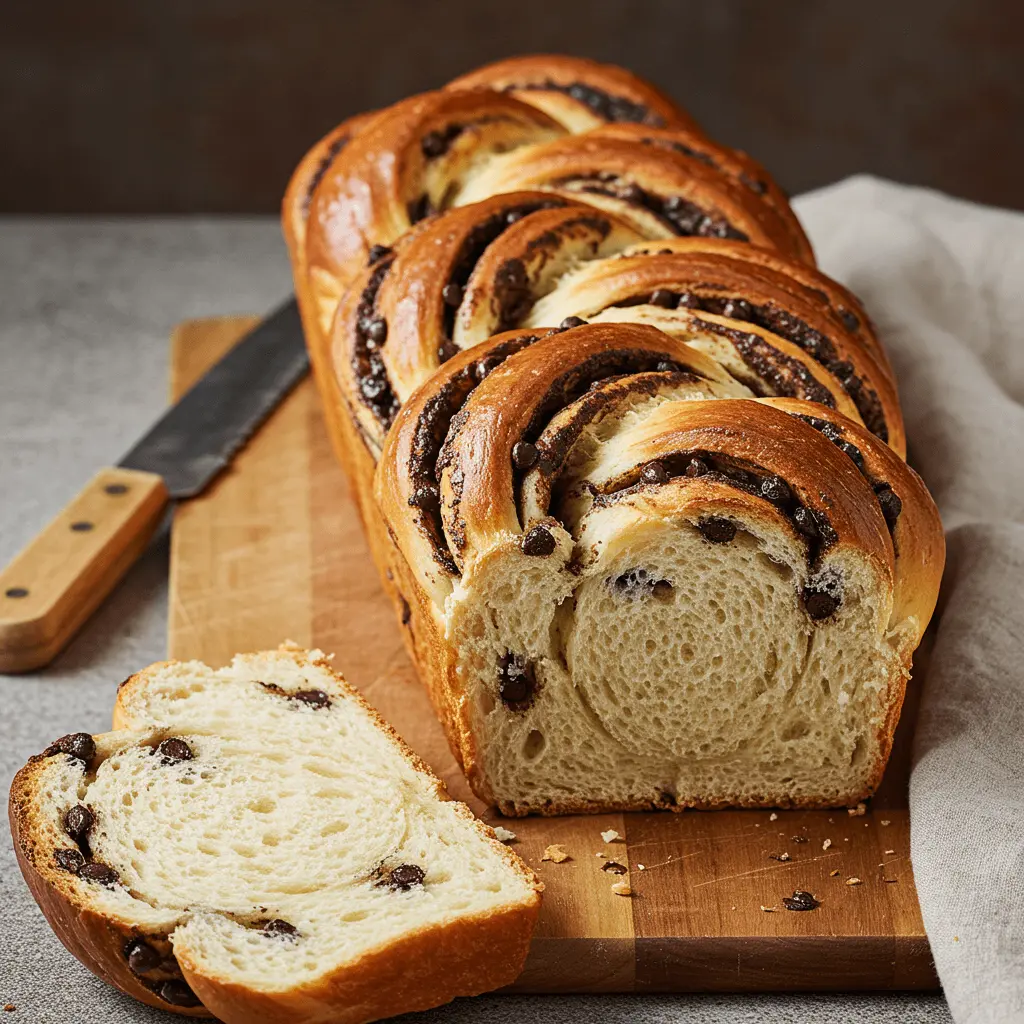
[0, 299, 308, 673]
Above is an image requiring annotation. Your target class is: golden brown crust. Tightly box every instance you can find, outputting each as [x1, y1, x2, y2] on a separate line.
[10, 647, 541, 1021]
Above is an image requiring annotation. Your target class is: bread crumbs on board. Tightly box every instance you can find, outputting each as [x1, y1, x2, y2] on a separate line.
[600, 829, 622, 843]
[492, 826, 517, 843]
[542, 844, 570, 863]
[611, 879, 633, 896]
[822, 838, 832, 851]
[846, 877, 863, 886]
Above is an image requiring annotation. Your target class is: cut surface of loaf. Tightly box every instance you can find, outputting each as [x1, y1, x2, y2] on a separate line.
[9, 645, 541, 1022]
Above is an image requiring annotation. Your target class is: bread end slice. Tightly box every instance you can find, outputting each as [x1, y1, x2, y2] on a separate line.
[9, 644, 541, 1024]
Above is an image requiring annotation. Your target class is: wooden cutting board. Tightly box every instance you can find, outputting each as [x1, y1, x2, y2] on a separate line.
[168, 317, 938, 993]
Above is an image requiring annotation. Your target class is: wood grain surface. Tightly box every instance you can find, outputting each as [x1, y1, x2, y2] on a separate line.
[168, 317, 938, 993]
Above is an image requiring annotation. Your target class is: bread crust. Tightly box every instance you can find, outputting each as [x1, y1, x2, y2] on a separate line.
[9, 646, 541, 1022]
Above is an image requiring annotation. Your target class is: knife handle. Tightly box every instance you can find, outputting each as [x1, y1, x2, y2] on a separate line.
[0, 467, 169, 673]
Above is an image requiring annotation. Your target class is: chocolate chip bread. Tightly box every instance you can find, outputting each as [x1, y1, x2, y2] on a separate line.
[8, 644, 541, 1021]
[283, 55, 945, 815]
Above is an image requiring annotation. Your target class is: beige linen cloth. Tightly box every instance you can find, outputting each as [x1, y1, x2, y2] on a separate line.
[795, 177, 1024, 1024]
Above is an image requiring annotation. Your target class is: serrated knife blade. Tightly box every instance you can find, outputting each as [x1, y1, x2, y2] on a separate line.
[0, 297, 309, 672]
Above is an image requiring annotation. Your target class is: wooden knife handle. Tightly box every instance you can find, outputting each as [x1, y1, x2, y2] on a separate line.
[0, 467, 169, 673]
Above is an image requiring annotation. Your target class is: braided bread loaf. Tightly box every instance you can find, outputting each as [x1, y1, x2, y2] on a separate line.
[284, 55, 944, 815]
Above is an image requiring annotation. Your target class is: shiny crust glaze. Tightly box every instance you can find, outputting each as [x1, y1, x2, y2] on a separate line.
[446, 53, 699, 133]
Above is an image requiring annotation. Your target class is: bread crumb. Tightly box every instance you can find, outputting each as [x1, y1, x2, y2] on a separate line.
[881, 819, 891, 826]
[595, 852, 606, 858]
[822, 838, 832, 851]
[600, 829, 622, 843]
[637, 863, 646, 870]
[884, 849, 896, 855]
[830, 870, 840, 877]
[760, 905, 776, 912]
[769, 852, 790, 862]
[611, 879, 633, 896]
[731, 905, 737, 910]
[493, 826, 517, 843]
[769, 812, 778, 821]
[954, 935, 960, 942]
[542, 844, 570, 863]
[846, 877, 863, 886]
[848, 802, 867, 817]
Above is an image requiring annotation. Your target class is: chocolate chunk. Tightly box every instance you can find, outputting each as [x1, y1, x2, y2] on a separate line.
[498, 653, 536, 709]
[559, 315, 588, 330]
[421, 131, 448, 158]
[436, 338, 459, 364]
[676, 292, 701, 309]
[839, 308, 860, 332]
[721, 298, 753, 320]
[63, 804, 94, 842]
[505, 209, 524, 225]
[441, 282, 463, 307]
[803, 588, 840, 621]
[407, 195, 432, 224]
[521, 525, 556, 556]
[655, 360, 677, 373]
[474, 356, 499, 381]
[698, 517, 736, 543]
[263, 919, 298, 938]
[158, 980, 202, 1007]
[156, 738, 193, 763]
[363, 317, 388, 345]
[618, 182, 645, 203]
[641, 460, 669, 485]
[684, 458, 708, 478]
[294, 690, 331, 710]
[54, 848, 85, 874]
[876, 486, 903, 527]
[602, 861, 628, 874]
[388, 863, 426, 891]
[124, 938, 162, 975]
[792, 506, 820, 539]
[760, 475, 791, 508]
[367, 244, 392, 265]
[408, 483, 440, 510]
[400, 597, 412, 626]
[46, 733, 96, 763]
[650, 288, 676, 308]
[79, 862, 119, 887]
[512, 441, 539, 470]
[837, 441, 864, 467]
[782, 889, 820, 911]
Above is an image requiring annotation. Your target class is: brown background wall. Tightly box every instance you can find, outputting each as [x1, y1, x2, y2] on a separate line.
[3, 0, 1022, 213]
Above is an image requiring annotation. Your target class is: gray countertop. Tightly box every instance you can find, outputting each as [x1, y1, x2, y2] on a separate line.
[0, 218, 952, 1023]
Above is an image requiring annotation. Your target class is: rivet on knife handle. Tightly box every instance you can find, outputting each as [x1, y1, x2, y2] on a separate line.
[0, 468, 168, 673]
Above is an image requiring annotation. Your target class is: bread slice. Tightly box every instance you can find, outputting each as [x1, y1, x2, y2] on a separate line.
[8, 644, 541, 1023]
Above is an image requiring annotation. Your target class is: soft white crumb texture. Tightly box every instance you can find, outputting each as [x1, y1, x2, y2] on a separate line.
[47, 653, 533, 991]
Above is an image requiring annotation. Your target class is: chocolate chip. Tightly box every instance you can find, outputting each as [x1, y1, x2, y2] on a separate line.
[876, 486, 903, 527]
[442, 282, 463, 307]
[618, 183, 645, 203]
[760, 475, 791, 508]
[63, 805, 94, 841]
[124, 938, 162, 975]
[782, 889, 820, 911]
[54, 848, 85, 874]
[407, 195, 432, 223]
[698, 517, 736, 543]
[158, 980, 202, 1007]
[676, 292, 701, 309]
[408, 483, 440, 510]
[388, 863, 426, 890]
[559, 315, 588, 330]
[655, 361, 677, 373]
[721, 298, 753, 320]
[498, 653, 536, 709]
[505, 209, 524, 225]
[263, 919, 298, 938]
[521, 525, 556, 556]
[79, 862, 119, 887]
[363, 317, 388, 345]
[602, 861, 628, 874]
[512, 441, 539, 470]
[367, 244, 392, 265]
[803, 588, 840, 620]
[294, 690, 331, 709]
[641, 461, 669, 485]
[156, 738, 193, 763]
[684, 458, 708, 478]
[46, 733, 96, 763]
[837, 441, 864, 468]
[474, 356, 499, 381]
[792, 506, 820, 539]
[421, 131, 447, 158]
[400, 597, 412, 626]
[650, 289, 676, 308]
[839, 308, 860, 331]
